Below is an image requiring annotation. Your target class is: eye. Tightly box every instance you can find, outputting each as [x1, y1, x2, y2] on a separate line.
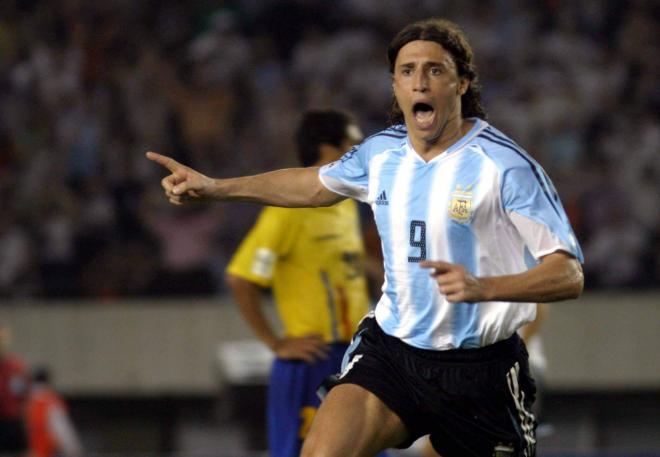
[430, 66, 443, 76]
[401, 68, 413, 76]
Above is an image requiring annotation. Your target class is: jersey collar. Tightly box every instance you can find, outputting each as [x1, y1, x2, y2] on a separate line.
[406, 118, 488, 164]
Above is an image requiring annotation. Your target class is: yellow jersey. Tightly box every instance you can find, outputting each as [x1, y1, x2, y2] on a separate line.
[226, 200, 370, 343]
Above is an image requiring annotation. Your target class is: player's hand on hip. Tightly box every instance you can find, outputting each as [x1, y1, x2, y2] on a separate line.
[273, 335, 330, 364]
[420, 260, 486, 303]
[146, 151, 216, 205]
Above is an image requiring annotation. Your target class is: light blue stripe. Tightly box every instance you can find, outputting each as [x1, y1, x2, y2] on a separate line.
[406, 162, 439, 343]
[447, 151, 483, 348]
[523, 247, 538, 269]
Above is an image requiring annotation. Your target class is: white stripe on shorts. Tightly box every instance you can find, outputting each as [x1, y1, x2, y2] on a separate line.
[506, 362, 536, 456]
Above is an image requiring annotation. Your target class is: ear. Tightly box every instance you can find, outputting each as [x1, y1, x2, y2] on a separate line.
[458, 78, 469, 96]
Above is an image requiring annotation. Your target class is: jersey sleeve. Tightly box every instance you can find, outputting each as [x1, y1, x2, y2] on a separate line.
[502, 165, 583, 262]
[318, 144, 369, 202]
[226, 207, 301, 287]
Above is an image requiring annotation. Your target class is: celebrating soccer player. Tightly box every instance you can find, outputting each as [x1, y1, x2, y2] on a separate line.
[148, 18, 583, 457]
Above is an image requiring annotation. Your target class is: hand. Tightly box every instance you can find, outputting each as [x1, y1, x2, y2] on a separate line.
[420, 260, 488, 303]
[146, 151, 216, 205]
[273, 335, 330, 364]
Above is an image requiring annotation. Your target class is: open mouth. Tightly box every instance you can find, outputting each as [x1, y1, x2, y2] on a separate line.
[412, 102, 435, 128]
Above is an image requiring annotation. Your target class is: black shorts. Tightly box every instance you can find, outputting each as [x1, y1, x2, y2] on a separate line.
[319, 315, 537, 457]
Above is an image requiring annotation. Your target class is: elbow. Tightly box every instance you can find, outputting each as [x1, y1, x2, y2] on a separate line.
[308, 188, 327, 207]
[541, 253, 584, 301]
[224, 272, 242, 292]
[566, 277, 583, 300]
[309, 183, 337, 207]
[565, 261, 584, 299]
[225, 272, 259, 295]
[573, 270, 585, 299]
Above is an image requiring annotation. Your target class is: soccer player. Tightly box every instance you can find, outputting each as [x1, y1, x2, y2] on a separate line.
[224, 110, 374, 457]
[147, 18, 584, 457]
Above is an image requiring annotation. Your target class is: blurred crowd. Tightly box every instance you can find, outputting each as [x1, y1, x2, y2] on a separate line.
[0, 0, 658, 300]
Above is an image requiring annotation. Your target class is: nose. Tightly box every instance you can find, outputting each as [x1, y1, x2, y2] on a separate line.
[413, 70, 429, 92]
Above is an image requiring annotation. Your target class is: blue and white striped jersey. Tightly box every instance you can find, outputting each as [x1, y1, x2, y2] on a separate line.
[319, 118, 583, 350]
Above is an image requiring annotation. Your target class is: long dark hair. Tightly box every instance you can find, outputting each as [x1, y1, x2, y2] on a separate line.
[387, 18, 486, 124]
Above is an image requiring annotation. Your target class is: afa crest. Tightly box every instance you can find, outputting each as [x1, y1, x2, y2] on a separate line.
[448, 184, 473, 223]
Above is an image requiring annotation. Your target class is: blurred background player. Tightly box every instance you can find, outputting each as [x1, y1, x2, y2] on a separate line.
[25, 367, 82, 457]
[225, 110, 383, 457]
[0, 323, 29, 456]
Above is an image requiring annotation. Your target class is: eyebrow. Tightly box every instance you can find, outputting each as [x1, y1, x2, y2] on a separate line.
[397, 60, 447, 69]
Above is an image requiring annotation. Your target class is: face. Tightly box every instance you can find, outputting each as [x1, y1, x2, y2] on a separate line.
[392, 40, 468, 143]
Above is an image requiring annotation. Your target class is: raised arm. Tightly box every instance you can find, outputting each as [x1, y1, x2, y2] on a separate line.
[421, 251, 584, 303]
[146, 152, 344, 208]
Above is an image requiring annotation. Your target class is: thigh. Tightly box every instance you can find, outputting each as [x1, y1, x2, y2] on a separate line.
[428, 358, 537, 457]
[301, 383, 409, 457]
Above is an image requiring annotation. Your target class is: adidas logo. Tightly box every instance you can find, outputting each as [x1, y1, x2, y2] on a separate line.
[375, 190, 388, 206]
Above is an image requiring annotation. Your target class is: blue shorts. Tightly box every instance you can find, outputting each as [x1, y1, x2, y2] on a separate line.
[267, 343, 348, 457]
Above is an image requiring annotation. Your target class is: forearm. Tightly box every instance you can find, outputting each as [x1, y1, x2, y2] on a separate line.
[481, 252, 583, 303]
[212, 167, 342, 207]
[226, 274, 279, 350]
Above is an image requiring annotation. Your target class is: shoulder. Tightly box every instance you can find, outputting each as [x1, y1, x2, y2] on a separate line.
[331, 125, 407, 171]
[472, 124, 540, 173]
[364, 124, 407, 144]
[358, 125, 407, 154]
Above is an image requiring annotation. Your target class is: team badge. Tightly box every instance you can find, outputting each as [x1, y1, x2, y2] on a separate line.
[448, 184, 473, 223]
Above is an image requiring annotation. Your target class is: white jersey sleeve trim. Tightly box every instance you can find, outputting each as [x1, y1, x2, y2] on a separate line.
[318, 171, 368, 202]
[509, 211, 576, 260]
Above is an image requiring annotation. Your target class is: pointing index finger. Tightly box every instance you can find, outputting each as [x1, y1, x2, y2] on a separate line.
[146, 151, 182, 173]
[420, 260, 454, 274]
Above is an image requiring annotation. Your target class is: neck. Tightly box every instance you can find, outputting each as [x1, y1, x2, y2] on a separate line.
[410, 115, 472, 161]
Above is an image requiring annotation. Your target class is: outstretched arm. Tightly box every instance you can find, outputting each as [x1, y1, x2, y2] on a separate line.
[146, 152, 344, 208]
[421, 251, 583, 303]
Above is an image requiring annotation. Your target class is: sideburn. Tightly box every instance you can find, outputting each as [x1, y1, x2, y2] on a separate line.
[388, 97, 404, 125]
